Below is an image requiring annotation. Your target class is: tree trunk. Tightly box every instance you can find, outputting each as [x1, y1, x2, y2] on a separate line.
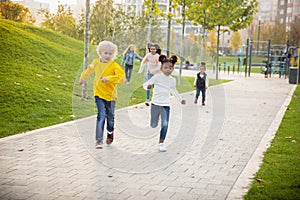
[82, 0, 90, 99]
[216, 25, 220, 80]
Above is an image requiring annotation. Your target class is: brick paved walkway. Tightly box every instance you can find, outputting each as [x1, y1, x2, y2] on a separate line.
[0, 76, 295, 200]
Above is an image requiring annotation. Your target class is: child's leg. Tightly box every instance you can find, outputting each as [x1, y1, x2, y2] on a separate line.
[150, 104, 161, 128]
[127, 65, 133, 82]
[95, 96, 106, 142]
[146, 73, 154, 100]
[194, 87, 200, 104]
[105, 100, 116, 133]
[159, 106, 170, 143]
[105, 100, 116, 144]
[125, 64, 129, 81]
[201, 88, 206, 103]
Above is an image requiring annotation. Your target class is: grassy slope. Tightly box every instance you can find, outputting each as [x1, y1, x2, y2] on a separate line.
[0, 19, 83, 137]
[244, 86, 300, 199]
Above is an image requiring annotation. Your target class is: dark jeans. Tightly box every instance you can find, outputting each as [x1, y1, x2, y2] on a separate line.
[150, 104, 170, 141]
[95, 96, 116, 142]
[125, 64, 133, 82]
[195, 87, 206, 103]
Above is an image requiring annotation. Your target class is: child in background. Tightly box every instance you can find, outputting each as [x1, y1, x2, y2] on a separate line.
[121, 44, 143, 84]
[194, 62, 208, 106]
[138, 43, 161, 106]
[80, 41, 125, 149]
[143, 54, 186, 152]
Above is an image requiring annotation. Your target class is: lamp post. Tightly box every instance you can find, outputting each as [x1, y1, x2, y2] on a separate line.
[256, 18, 261, 56]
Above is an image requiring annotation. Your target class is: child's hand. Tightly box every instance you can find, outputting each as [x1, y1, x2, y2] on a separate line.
[181, 99, 186, 104]
[193, 85, 196, 87]
[79, 80, 84, 85]
[147, 85, 152, 89]
[205, 86, 208, 89]
[101, 77, 108, 82]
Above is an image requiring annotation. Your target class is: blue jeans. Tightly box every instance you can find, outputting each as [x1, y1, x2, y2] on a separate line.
[195, 87, 206, 103]
[125, 64, 133, 82]
[146, 73, 154, 100]
[150, 104, 170, 141]
[95, 96, 116, 142]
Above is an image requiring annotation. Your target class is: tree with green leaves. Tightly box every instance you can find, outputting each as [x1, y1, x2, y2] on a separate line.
[0, 1, 35, 24]
[230, 31, 242, 53]
[39, 5, 78, 38]
[185, 0, 258, 79]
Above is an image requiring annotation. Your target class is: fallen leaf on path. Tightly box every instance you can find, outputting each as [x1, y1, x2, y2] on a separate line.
[17, 149, 24, 152]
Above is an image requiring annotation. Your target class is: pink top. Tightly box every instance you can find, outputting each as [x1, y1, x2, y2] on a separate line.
[138, 53, 161, 75]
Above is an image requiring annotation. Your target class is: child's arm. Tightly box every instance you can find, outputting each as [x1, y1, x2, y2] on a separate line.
[170, 80, 185, 104]
[79, 61, 96, 84]
[135, 53, 143, 62]
[121, 54, 126, 66]
[143, 74, 156, 90]
[205, 74, 209, 89]
[106, 64, 125, 84]
[193, 76, 197, 87]
[138, 54, 148, 74]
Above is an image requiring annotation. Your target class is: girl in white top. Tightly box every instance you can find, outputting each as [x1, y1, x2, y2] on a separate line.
[143, 54, 186, 152]
[138, 43, 161, 106]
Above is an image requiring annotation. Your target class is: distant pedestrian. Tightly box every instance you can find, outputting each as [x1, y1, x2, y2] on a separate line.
[138, 43, 161, 106]
[194, 62, 208, 106]
[121, 44, 143, 84]
[79, 41, 125, 149]
[143, 54, 186, 152]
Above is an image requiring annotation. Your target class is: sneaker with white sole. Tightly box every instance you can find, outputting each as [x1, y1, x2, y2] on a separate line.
[95, 141, 103, 149]
[158, 143, 167, 152]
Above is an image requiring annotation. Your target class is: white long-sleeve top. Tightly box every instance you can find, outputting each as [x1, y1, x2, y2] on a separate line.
[143, 73, 182, 106]
[138, 53, 161, 75]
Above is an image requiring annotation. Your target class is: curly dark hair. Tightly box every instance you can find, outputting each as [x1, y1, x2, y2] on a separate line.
[158, 54, 178, 66]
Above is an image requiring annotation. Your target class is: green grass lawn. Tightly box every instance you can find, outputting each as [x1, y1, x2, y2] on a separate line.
[244, 85, 300, 199]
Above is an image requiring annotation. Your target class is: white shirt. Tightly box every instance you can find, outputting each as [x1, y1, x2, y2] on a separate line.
[143, 73, 182, 106]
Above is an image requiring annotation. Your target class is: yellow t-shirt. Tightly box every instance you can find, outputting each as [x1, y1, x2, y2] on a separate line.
[80, 58, 125, 101]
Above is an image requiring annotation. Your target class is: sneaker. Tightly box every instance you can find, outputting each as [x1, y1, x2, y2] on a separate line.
[194, 98, 198, 104]
[202, 101, 205, 106]
[95, 141, 103, 149]
[158, 143, 167, 152]
[145, 100, 150, 106]
[106, 132, 114, 144]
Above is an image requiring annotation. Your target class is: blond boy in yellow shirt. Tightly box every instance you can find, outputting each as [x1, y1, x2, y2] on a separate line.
[80, 41, 125, 148]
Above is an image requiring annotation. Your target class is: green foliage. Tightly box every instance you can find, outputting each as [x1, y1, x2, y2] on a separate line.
[230, 31, 242, 53]
[0, 1, 35, 24]
[39, 5, 79, 39]
[244, 86, 300, 199]
[0, 19, 83, 137]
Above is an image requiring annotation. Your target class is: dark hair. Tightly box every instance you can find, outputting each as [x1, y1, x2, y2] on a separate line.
[159, 55, 178, 66]
[148, 43, 161, 55]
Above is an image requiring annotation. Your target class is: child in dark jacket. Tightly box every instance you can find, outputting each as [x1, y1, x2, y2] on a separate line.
[194, 62, 208, 106]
